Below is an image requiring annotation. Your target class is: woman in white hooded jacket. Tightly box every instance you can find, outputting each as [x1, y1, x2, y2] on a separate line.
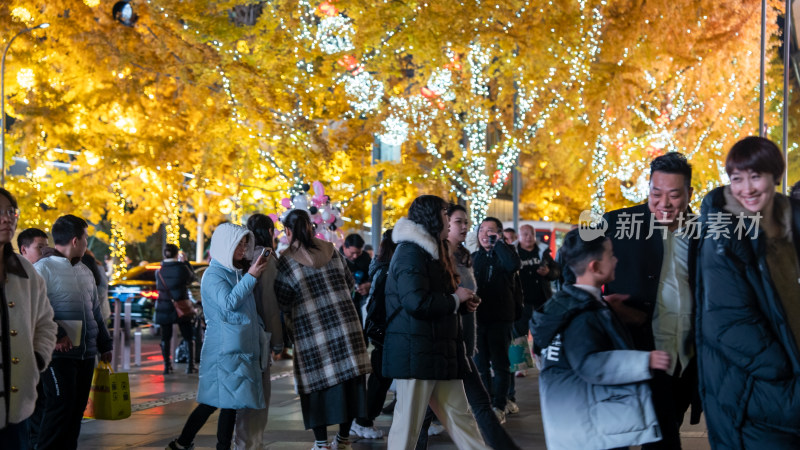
[168, 223, 268, 450]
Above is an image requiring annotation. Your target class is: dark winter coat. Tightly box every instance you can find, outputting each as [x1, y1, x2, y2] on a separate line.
[516, 242, 560, 308]
[364, 258, 390, 345]
[696, 187, 800, 449]
[533, 285, 660, 449]
[155, 260, 195, 326]
[383, 217, 469, 380]
[471, 240, 521, 323]
[603, 203, 697, 351]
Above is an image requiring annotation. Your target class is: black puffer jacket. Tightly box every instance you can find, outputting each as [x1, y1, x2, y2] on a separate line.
[364, 258, 390, 345]
[696, 187, 800, 449]
[472, 240, 521, 323]
[155, 260, 195, 325]
[382, 217, 468, 380]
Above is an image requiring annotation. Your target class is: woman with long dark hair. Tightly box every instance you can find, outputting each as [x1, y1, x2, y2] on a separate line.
[696, 136, 800, 447]
[351, 229, 397, 439]
[383, 195, 487, 450]
[233, 214, 284, 450]
[155, 244, 196, 374]
[416, 204, 521, 449]
[274, 209, 371, 450]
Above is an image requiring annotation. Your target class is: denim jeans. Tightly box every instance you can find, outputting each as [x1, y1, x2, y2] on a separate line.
[474, 321, 513, 410]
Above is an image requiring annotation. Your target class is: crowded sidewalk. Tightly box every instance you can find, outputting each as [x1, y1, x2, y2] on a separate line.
[75, 332, 711, 449]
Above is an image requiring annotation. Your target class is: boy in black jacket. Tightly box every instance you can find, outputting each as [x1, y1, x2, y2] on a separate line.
[533, 229, 669, 449]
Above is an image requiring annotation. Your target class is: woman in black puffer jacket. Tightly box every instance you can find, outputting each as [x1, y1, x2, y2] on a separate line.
[696, 136, 800, 448]
[382, 195, 487, 450]
[155, 244, 196, 374]
[351, 229, 397, 440]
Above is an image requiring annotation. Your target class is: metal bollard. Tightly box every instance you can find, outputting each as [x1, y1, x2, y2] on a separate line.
[134, 330, 142, 366]
[123, 300, 132, 370]
[112, 298, 122, 372]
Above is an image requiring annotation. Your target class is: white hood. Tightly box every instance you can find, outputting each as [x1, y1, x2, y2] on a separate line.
[392, 217, 440, 260]
[209, 223, 254, 270]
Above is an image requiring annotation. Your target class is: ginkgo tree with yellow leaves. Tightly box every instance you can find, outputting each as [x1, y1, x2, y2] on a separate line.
[0, 0, 792, 266]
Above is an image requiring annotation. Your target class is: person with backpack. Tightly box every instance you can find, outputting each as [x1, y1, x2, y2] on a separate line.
[350, 229, 397, 440]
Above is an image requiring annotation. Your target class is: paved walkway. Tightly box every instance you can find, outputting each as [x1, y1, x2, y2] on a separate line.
[77, 333, 710, 449]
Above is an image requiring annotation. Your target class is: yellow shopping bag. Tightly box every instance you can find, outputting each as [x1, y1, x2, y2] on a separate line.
[83, 361, 131, 420]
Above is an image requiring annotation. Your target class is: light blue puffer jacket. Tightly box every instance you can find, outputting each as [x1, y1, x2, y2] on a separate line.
[197, 223, 266, 410]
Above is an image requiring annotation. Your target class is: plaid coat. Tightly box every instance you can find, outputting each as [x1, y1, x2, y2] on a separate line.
[274, 240, 370, 394]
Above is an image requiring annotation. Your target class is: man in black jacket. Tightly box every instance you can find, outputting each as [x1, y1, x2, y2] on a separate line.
[472, 217, 521, 424]
[340, 233, 371, 325]
[603, 152, 700, 449]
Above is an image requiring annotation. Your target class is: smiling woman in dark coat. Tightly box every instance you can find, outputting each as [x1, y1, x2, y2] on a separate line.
[696, 136, 800, 448]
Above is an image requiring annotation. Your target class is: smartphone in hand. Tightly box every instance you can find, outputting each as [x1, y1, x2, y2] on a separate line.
[260, 248, 272, 259]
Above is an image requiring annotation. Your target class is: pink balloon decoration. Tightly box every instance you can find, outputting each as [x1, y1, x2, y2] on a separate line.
[280, 198, 292, 208]
[268, 213, 279, 223]
[313, 181, 325, 197]
[314, 215, 324, 224]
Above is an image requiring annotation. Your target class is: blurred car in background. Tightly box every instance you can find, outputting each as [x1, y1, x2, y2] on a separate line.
[108, 261, 209, 328]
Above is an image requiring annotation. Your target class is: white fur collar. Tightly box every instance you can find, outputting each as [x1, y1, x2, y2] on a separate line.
[393, 217, 440, 260]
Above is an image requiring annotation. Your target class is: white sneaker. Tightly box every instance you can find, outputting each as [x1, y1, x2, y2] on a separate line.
[331, 436, 353, 450]
[515, 370, 527, 377]
[427, 422, 446, 436]
[493, 406, 507, 425]
[350, 420, 384, 439]
[505, 400, 520, 415]
[311, 444, 330, 450]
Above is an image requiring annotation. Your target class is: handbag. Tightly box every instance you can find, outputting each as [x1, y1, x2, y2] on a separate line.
[157, 269, 197, 322]
[508, 334, 535, 372]
[83, 361, 131, 420]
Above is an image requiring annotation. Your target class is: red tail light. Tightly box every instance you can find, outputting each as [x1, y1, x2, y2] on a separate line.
[141, 290, 159, 299]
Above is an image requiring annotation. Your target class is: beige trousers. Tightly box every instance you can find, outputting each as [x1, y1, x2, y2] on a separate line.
[233, 370, 271, 450]
[388, 379, 489, 450]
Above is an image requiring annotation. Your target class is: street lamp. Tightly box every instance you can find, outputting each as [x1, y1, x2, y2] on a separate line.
[1, 22, 49, 187]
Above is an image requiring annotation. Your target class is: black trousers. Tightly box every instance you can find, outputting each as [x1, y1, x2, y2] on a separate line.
[356, 344, 394, 427]
[177, 403, 236, 450]
[29, 358, 96, 450]
[643, 359, 698, 450]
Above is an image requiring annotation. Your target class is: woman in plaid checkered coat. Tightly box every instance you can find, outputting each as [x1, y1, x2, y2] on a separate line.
[275, 209, 371, 450]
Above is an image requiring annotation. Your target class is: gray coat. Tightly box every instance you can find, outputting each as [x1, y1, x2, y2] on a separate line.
[533, 285, 660, 449]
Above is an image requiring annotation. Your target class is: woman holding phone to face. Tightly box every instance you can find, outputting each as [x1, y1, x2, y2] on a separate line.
[274, 209, 371, 450]
[233, 214, 285, 450]
[167, 223, 269, 450]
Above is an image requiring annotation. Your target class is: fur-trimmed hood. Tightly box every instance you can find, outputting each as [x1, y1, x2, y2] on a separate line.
[392, 217, 440, 260]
